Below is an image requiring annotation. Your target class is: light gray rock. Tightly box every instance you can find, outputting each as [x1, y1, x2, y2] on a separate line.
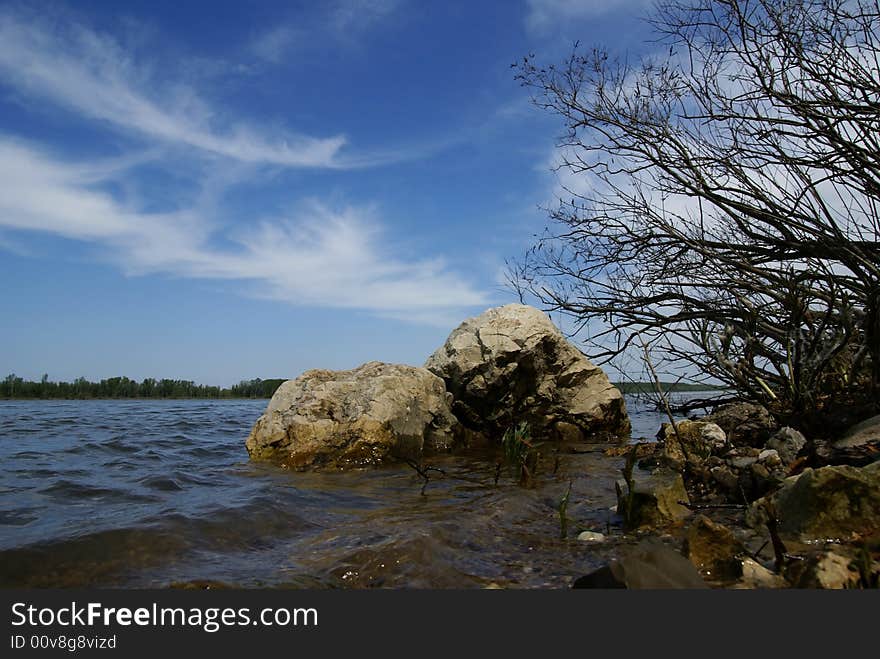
[246, 361, 459, 469]
[765, 427, 807, 465]
[793, 551, 865, 589]
[576, 531, 606, 543]
[702, 423, 727, 450]
[758, 449, 780, 464]
[425, 304, 629, 440]
[729, 456, 758, 470]
[731, 559, 786, 589]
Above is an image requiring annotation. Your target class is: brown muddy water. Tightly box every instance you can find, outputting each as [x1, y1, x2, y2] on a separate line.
[0, 396, 694, 588]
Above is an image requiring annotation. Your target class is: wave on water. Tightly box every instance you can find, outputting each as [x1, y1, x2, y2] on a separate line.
[0, 396, 682, 588]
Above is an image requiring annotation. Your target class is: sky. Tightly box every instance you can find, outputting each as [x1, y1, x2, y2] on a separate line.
[0, 0, 656, 386]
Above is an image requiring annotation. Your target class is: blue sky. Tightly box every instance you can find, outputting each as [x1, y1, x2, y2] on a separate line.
[0, 0, 654, 386]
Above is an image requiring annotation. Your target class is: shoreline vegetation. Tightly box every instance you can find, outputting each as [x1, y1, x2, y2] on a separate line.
[0, 373, 724, 400]
[0, 374, 286, 400]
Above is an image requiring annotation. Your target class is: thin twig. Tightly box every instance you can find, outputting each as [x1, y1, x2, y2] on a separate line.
[677, 500, 746, 510]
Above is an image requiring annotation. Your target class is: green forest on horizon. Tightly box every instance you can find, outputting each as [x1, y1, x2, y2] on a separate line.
[0, 374, 286, 399]
[1, 373, 725, 400]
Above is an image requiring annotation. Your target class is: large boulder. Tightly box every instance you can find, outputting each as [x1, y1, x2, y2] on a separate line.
[425, 304, 629, 441]
[747, 461, 880, 541]
[245, 361, 459, 469]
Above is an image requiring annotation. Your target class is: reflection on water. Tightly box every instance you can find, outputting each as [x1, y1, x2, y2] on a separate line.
[0, 394, 709, 588]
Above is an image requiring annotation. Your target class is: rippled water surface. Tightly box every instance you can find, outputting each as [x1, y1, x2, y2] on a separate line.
[0, 396, 687, 588]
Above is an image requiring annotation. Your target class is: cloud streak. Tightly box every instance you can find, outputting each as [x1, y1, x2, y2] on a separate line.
[525, 0, 653, 34]
[0, 10, 347, 167]
[249, 0, 402, 63]
[0, 138, 487, 320]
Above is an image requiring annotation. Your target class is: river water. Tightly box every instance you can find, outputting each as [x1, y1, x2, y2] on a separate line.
[0, 394, 703, 588]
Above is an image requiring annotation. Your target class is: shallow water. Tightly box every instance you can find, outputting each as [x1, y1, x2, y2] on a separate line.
[0, 395, 700, 588]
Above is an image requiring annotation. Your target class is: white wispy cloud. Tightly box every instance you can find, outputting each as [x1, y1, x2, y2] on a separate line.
[250, 0, 402, 63]
[0, 138, 487, 320]
[0, 9, 347, 167]
[525, 0, 653, 35]
[250, 26, 304, 64]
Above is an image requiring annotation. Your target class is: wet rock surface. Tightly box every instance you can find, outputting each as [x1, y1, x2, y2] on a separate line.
[616, 468, 690, 528]
[684, 515, 745, 581]
[572, 539, 708, 589]
[246, 362, 459, 469]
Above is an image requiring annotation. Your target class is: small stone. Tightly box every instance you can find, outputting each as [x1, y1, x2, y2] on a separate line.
[577, 531, 606, 543]
[758, 449, 778, 462]
[758, 449, 782, 468]
[765, 427, 807, 465]
[732, 558, 786, 589]
[729, 456, 758, 470]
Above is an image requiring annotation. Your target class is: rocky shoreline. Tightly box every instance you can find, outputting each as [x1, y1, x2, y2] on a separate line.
[593, 404, 880, 588]
[245, 303, 880, 589]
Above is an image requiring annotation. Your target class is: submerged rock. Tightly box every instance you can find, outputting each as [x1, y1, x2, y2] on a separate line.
[245, 361, 459, 469]
[732, 558, 786, 589]
[788, 550, 870, 589]
[425, 304, 629, 441]
[572, 540, 708, 589]
[616, 468, 690, 528]
[684, 515, 745, 581]
[747, 461, 880, 541]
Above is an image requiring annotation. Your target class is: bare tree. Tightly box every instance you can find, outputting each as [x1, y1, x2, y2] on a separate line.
[511, 0, 880, 429]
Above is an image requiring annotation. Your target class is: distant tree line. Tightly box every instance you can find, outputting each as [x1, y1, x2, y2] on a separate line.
[0, 374, 286, 400]
[613, 382, 726, 395]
